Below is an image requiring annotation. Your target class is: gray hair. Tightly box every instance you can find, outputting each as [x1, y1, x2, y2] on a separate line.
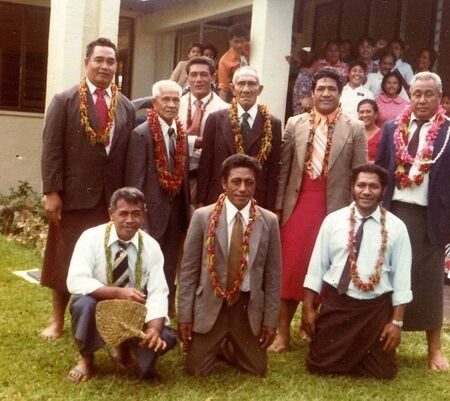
[232, 66, 260, 85]
[410, 71, 442, 93]
[110, 187, 146, 210]
[152, 80, 182, 98]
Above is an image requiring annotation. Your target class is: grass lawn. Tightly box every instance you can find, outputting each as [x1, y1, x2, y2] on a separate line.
[0, 236, 449, 401]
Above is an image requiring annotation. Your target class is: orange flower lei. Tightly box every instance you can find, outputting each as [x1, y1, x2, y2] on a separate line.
[79, 77, 119, 145]
[304, 107, 341, 179]
[348, 205, 388, 292]
[147, 108, 186, 195]
[228, 98, 273, 164]
[206, 193, 257, 303]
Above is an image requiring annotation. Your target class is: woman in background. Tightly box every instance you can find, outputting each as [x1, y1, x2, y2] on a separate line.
[357, 99, 380, 162]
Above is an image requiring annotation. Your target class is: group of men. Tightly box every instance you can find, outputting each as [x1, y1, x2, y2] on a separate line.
[39, 35, 449, 384]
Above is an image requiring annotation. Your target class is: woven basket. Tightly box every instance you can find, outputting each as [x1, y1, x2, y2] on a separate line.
[96, 300, 147, 347]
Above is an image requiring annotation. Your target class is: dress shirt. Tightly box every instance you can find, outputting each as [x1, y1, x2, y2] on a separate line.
[392, 113, 449, 206]
[304, 203, 412, 306]
[224, 197, 251, 291]
[237, 102, 258, 129]
[394, 59, 414, 84]
[67, 223, 169, 323]
[86, 78, 115, 154]
[340, 83, 374, 119]
[158, 116, 178, 162]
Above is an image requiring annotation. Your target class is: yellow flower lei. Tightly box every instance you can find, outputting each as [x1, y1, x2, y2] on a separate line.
[79, 77, 119, 145]
[228, 98, 273, 164]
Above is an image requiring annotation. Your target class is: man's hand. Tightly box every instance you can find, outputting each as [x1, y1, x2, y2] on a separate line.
[117, 288, 146, 304]
[259, 326, 276, 350]
[177, 322, 193, 351]
[139, 327, 167, 352]
[380, 322, 401, 353]
[44, 192, 62, 225]
[301, 303, 318, 339]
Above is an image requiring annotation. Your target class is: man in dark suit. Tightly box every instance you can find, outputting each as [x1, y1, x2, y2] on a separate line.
[196, 66, 282, 210]
[376, 71, 450, 371]
[178, 154, 281, 376]
[40, 37, 135, 340]
[126, 80, 190, 316]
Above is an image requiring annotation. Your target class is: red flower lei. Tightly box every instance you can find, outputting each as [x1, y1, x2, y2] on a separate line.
[206, 193, 257, 303]
[348, 205, 388, 292]
[79, 77, 119, 145]
[393, 106, 447, 188]
[304, 107, 341, 179]
[228, 98, 273, 164]
[147, 108, 186, 195]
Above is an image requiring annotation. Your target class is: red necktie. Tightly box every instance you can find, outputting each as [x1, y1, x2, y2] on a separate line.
[187, 99, 203, 136]
[95, 89, 109, 145]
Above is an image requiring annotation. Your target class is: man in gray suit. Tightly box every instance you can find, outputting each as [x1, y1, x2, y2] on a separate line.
[126, 80, 190, 316]
[40, 37, 135, 340]
[178, 154, 281, 376]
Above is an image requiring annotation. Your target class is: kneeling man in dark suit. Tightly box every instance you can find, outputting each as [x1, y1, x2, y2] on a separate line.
[178, 154, 281, 376]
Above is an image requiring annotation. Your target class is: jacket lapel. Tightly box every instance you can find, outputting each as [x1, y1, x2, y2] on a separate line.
[221, 112, 236, 154]
[215, 203, 228, 259]
[245, 110, 263, 152]
[248, 207, 263, 268]
[430, 120, 450, 177]
[109, 97, 122, 154]
[328, 115, 350, 171]
[295, 115, 311, 171]
[87, 90, 100, 133]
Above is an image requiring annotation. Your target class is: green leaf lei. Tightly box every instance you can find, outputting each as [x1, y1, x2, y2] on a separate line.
[104, 222, 144, 289]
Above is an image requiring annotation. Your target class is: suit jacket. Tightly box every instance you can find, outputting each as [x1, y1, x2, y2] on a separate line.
[125, 122, 190, 241]
[375, 119, 450, 246]
[41, 85, 135, 211]
[196, 108, 282, 209]
[276, 112, 367, 225]
[178, 203, 281, 336]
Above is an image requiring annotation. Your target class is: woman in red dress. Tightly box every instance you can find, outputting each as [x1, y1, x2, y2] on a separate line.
[357, 99, 381, 162]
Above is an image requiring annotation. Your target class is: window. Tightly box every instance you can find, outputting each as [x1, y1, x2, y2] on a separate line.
[0, 3, 49, 112]
[117, 17, 134, 98]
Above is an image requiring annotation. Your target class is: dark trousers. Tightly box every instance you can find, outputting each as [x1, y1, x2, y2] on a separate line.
[70, 295, 176, 376]
[185, 292, 267, 376]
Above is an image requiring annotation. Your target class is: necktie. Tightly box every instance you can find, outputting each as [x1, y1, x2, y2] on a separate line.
[227, 212, 244, 304]
[187, 99, 203, 136]
[337, 216, 371, 295]
[406, 119, 428, 175]
[311, 117, 328, 179]
[241, 112, 251, 145]
[167, 127, 176, 172]
[95, 89, 109, 145]
[112, 240, 130, 287]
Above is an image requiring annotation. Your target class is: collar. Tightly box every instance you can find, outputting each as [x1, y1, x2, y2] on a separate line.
[86, 78, 112, 98]
[314, 108, 339, 125]
[190, 93, 212, 107]
[237, 103, 258, 121]
[378, 93, 404, 105]
[344, 83, 364, 92]
[107, 224, 140, 249]
[352, 202, 382, 224]
[225, 197, 251, 225]
[409, 112, 439, 125]
[158, 116, 177, 136]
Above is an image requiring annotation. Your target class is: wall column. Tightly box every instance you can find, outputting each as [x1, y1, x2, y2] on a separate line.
[250, 0, 295, 121]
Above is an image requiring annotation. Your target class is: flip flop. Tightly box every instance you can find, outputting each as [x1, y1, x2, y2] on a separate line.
[67, 366, 91, 384]
[429, 356, 449, 371]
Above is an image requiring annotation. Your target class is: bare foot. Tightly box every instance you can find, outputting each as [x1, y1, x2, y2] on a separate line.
[429, 350, 449, 371]
[67, 356, 93, 384]
[267, 334, 289, 353]
[40, 320, 63, 340]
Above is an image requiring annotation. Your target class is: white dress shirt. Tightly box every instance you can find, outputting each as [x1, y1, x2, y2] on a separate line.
[394, 59, 414, 84]
[304, 203, 412, 306]
[67, 223, 169, 323]
[225, 197, 251, 291]
[340, 83, 374, 119]
[237, 102, 258, 129]
[86, 78, 115, 155]
[158, 116, 178, 162]
[392, 113, 449, 206]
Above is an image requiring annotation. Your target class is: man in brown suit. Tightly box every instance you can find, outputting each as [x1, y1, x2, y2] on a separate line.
[196, 66, 282, 210]
[40, 37, 135, 339]
[126, 80, 190, 316]
[178, 154, 281, 376]
[270, 67, 367, 352]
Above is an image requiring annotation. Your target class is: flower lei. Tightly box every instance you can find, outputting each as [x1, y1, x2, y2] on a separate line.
[186, 92, 214, 129]
[79, 77, 119, 145]
[348, 205, 388, 292]
[228, 98, 273, 164]
[393, 106, 448, 188]
[304, 107, 341, 179]
[147, 108, 186, 195]
[104, 222, 143, 289]
[206, 193, 257, 303]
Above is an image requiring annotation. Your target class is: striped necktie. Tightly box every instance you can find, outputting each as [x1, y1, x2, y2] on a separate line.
[112, 240, 130, 287]
[311, 117, 328, 179]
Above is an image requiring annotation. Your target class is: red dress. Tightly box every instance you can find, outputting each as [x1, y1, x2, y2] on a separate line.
[367, 128, 381, 162]
[280, 173, 327, 301]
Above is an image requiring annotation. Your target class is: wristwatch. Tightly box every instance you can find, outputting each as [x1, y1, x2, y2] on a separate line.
[392, 319, 403, 328]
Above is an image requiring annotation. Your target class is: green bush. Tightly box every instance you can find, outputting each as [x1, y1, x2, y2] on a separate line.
[0, 181, 47, 253]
